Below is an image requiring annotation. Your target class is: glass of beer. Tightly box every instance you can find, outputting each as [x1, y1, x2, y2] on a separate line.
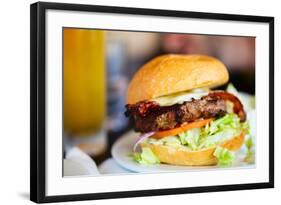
[63, 28, 107, 159]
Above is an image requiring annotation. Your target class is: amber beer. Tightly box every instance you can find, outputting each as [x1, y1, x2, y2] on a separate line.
[63, 28, 107, 157]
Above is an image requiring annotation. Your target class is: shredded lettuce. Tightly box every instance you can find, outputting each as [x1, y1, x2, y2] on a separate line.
[245, 135, 254, 148]
[213, 146, 235, 166]
[226, 83, 239, 97]
[133, 113, 251, 166]
[244, 135, 255, 163]
[199, 114, 249, 149]
[199, 128, 239, 149]
[133, 147, 160, 165]
[178, 128, 201, 150]
[207, 113, 242, 135]
[159, 136, 182, 148]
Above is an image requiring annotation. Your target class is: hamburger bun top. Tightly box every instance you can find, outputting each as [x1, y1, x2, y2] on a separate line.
[127, 54, 229, 104]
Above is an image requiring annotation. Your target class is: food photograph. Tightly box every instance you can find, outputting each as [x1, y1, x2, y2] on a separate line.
[63, 28, 256, 176]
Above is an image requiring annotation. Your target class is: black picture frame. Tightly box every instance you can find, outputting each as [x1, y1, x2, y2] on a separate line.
[30, 1, 274, 203]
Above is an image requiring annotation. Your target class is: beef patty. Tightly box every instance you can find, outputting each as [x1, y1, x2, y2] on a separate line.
[125, 94, 227, 133]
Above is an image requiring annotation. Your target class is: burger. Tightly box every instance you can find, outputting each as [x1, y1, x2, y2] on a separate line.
[125, 54, 249, 166]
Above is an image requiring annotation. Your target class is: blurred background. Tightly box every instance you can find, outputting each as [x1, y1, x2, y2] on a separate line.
[63, 28, 255, 166]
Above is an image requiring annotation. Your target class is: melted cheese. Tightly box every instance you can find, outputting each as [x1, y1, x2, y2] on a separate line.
[152, 88, 209, 106]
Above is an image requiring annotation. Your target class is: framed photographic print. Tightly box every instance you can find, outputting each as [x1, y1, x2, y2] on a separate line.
[30, 1, 274, 203]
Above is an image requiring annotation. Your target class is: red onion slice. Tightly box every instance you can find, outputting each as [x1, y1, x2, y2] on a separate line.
[133, 131, 155, 152]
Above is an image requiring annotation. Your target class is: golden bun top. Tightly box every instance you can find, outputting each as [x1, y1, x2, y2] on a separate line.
[127, 54, 229, 104]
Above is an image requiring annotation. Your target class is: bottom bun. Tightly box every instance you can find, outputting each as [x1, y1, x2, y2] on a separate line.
[141, 132, 245, 166]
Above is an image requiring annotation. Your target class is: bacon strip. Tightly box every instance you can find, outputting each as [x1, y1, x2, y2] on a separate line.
[208, 91, 246, 122]
[125, 101, 160, 117]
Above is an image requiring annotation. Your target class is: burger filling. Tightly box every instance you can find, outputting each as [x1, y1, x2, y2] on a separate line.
[125, 84, 252, 166]
[144, 114, 246, 150]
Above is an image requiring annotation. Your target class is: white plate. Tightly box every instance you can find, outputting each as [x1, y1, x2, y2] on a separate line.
[111, 131, 255, 173]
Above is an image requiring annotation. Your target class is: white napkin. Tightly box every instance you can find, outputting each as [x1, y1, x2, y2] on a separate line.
[64, 146, 132, 176]
[63, 147, 100, 176]
[98, 158, 132, 174]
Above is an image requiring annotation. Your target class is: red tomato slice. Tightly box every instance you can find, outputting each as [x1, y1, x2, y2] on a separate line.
[152, 118, 213, 139]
